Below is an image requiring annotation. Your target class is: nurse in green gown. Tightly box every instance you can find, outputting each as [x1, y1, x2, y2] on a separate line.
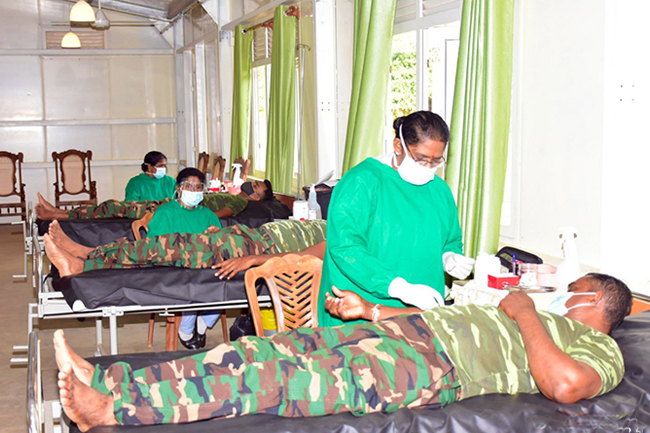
[124, 151, 176, 201]
[318, 111, 475, 327]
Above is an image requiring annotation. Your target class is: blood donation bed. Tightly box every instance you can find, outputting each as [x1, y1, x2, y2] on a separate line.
[26, 311, 650, 433]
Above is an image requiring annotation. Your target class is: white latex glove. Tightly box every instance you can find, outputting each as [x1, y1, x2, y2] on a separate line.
[443, 252, 475, 280]
[388, 277, 444, 311]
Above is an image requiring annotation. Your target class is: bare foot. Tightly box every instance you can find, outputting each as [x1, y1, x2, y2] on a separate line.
[53, 330, 95, 386]
[35, 204, 68, 221]
[58, 364, 117, 431]
[49, 221, 93, 257]
[38, 192, 58, 212]
[43, 234, 85, 277]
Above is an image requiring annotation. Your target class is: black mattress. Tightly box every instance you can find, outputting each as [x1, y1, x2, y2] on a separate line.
[74, 312, 650, 433]
[37, 199, 291, 247]
[51, 267, 268, 310]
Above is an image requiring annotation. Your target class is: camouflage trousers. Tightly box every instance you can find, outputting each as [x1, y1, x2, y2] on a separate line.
[67, 199, 170, 220]
[91, 314, 460, 425]
[83, 224, 277, 272]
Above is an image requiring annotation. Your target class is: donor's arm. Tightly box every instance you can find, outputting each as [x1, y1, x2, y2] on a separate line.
[498, 292, 602, 403]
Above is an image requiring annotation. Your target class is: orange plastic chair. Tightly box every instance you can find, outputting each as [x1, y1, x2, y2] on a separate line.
[0, 151, 26, 220]
[131, 212, 154, 241]
[244, 254, 322, 337]
[52, 149, 97, 209]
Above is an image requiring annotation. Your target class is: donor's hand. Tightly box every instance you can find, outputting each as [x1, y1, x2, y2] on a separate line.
[325, 286, 367, 321]
[498, 291, 536, 321]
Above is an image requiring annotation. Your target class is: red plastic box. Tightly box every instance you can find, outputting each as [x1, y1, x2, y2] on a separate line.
[488, 274, 520, 290]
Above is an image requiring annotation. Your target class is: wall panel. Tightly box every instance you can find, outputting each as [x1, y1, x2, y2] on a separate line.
[0, 56, 43, 120]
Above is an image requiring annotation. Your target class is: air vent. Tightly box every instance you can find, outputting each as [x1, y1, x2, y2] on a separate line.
[46, 31, 105, 49]
[253, 26, 272, 62]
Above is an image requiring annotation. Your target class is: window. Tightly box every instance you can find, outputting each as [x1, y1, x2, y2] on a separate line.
[251, 64, 270, 175]
[386, 20, 461, 155]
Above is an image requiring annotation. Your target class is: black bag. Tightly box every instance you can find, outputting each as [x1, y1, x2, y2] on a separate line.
[496, 246, 543, 271]
[229, 313, 255, 341]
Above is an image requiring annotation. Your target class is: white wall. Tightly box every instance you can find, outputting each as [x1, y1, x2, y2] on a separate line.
[0, 0, 177, 211]
[511, 0, 650, 288]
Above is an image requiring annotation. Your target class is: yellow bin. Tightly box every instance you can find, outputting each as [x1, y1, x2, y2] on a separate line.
[260, 307, 277, 337]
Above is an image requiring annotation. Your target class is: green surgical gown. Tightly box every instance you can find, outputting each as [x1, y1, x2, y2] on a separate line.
[318, 157, 463, 327]
[147, 200, 222, 238]
[124, 173, 176, 202]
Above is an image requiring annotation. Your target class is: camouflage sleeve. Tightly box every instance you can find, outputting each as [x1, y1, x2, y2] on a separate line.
[564, 331, 624, 397]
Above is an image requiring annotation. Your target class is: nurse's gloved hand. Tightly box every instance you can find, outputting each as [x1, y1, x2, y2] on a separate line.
[388, 277, 444, 311]
[443, 252, 475, 280]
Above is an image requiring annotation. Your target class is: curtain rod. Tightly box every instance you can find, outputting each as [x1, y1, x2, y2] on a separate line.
[242, 6, 299, 34]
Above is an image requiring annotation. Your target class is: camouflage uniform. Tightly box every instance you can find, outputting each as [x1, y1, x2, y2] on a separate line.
[83, 224, 276, 272]
[91, 314, 460, 425]
[67, 199, 170, 220]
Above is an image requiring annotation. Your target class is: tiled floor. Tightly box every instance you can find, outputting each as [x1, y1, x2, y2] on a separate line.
[0, 223, 234, 432]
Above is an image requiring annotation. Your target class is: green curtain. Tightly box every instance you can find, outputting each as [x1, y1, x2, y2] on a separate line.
[445, 0, 515, 258]
[265, 6, 297, 194]
[341, 0, 398, 174]
[230, 25, 254, 162]
[298, 15, 318, 189]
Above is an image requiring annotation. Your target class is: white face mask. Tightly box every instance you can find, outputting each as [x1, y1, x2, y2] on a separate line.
[180, 190, 203, 208]
[395, 125, 442, 186]
[547, 292, 597, 316]
[153, 167, 166, 179]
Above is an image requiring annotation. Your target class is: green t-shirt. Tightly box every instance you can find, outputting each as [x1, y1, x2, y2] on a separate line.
[202, 193, 248, 216]
[124, 173, 176, 202]
[318, 157, 464, 327]
[147, 200, 221, 238]
[420, 304, 624, 399]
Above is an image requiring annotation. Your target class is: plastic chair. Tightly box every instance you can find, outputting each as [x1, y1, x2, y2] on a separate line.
[244, 254, 322, 337]
[52, 150, 97, 209]
[197, 152, 210, 175]
[212, 155, 226, 181]
[0, 151, 26, 220]
[131, 212, 154, 241]
[233, 157, 251, 181]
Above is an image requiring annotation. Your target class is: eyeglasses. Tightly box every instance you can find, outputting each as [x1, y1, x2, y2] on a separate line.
[405, 145, 446, 168]
[180, 182, 206, 192]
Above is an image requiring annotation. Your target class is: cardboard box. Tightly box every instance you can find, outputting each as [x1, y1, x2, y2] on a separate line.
[488, 273, 520, 290]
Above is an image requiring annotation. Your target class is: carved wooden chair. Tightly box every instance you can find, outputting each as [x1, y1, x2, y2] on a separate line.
[244, 254, 322, 337]
[52, 150, 97, 209]
[212, 155, 226, 181]
[197, 152, 210, 175]
[233, 157, 251, 182]
[0, 151, 27, 220]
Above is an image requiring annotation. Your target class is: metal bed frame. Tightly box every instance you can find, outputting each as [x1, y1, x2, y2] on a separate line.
[17, 206, 270, 356]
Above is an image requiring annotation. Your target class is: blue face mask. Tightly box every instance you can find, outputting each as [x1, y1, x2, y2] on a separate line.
[180, 190, 203, 208]
[547, 292, 597, 316]
[153, 167, 166, 179]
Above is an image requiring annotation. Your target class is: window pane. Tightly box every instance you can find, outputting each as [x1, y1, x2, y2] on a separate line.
[423, 22, 460, 123]
[388, 31, 417, 120]
[252, 65, 269, 173]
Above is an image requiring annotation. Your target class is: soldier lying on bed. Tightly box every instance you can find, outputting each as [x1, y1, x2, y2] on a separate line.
[53, 273, 631, 431]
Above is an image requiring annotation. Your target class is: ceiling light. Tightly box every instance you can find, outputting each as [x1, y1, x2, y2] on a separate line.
[93, 9, 110, 30]
[61, 31, 81, 49]
[70, 1, 96, 23]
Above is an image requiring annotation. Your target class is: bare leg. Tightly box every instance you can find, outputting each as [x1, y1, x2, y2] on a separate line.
[49, 221, 93, 257]
[43, 234, 85, 277]
[58, 365, 117, 432]
[35, 203, 69, 221]
[53, 330, 95, 386]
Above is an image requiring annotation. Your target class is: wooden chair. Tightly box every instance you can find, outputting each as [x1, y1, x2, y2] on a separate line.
[197, 152, 210, 175]
[233, 157, 251, 182]
[244, 254, 322, 337]
[212, 155, 226, 181]
[52, 150, 97, 209]
[0, 151, 26, 220]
